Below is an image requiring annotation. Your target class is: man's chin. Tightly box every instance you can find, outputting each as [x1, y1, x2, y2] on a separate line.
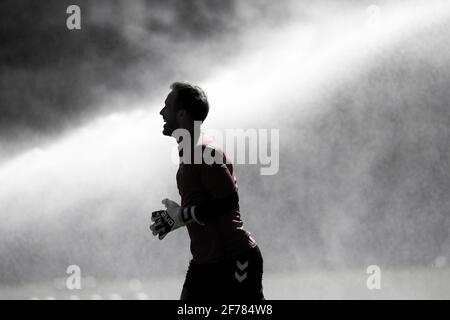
[162, 125, 173, 136]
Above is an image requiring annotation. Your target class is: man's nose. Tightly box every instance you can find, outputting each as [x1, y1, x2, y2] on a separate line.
[159, 107, 164, 116]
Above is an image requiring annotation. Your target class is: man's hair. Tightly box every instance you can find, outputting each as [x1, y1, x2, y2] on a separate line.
[170, 82, 209, 122]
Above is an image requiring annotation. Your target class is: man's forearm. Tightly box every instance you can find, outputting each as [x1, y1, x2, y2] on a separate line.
[182, 191, 239, 225]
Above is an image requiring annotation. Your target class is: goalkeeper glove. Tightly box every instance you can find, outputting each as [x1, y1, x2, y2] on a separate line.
[150, 198, 204, 240]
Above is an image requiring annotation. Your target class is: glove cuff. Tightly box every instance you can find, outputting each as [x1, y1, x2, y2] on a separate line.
[181, 206, 205, 226]
[191, 205, 205, 226]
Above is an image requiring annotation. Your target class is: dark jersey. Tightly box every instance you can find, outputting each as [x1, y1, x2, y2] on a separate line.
[176, 134, 257, 264]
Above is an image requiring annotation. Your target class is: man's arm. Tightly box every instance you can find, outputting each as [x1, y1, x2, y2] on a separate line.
[182, 191, 239, 224]
[150, 148, 239, 239]
[183, 147, 239, 224]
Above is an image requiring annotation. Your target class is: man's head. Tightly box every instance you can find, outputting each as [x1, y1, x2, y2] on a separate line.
[160, 82, 209, 136]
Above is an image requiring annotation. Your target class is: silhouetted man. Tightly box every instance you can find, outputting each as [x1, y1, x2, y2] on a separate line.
[150, 82, 264, 301]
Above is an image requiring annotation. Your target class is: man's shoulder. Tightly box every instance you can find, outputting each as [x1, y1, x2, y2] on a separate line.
[196, 134, 221, 150]
[195, 134, 228, 164]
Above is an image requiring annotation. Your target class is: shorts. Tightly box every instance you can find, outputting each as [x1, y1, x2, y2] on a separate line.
[180, 245, 265, 301]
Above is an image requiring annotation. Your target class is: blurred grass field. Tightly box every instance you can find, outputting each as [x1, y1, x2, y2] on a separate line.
[2, 268, 449, 300]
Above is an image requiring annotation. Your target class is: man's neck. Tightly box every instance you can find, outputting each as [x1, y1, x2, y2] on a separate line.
[176, 123, 202, 147]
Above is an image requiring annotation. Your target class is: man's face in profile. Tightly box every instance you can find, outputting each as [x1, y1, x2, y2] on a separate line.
[160, 91, 178, 136]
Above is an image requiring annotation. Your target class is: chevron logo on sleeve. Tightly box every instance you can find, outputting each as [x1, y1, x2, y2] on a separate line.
[234, 260, 249, 283]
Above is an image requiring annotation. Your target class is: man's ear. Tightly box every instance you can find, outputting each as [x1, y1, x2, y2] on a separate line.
[176, 109, 187, 120]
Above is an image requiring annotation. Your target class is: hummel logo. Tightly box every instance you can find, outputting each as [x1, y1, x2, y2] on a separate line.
[235, 260, 249, 282]
[236, 260, 249, 271]
[235, 271, 247, 283]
